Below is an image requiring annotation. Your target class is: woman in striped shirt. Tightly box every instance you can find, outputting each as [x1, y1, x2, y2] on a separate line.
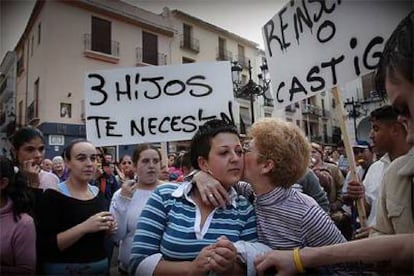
[129, 119, 258, 275]
[194, 118, 345, 272]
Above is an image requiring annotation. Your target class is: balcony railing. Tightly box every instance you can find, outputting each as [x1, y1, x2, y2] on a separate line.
[216, 48, 233, 61]
[263, 97, 274, 107]
[180, 34, 200, 53]
[136, 47, 167, 65]
[285, 105, 296, 113]
[237, 55, 249, 69]
[302, 104, 322, 116]
[83, 34, 120, 62]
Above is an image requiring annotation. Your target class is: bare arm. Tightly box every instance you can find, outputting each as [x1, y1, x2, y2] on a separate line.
[255, 234, 414, 275]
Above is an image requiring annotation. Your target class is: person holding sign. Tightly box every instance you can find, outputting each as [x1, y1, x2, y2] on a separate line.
[372, 11, 414, 236]
[250, 10, 414, 276]
[129, 119, 257, 275]
[344, 105, 410, 239]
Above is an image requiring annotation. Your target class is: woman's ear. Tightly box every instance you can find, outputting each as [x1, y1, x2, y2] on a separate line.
[262, 159, 275, 175]
[197, 156, 211, 173]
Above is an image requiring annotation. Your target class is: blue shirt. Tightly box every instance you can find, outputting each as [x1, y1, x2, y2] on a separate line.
[129, 182, 257, 273]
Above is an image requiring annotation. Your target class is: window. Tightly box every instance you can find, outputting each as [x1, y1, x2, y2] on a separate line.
[38, 23, 41, 45]
[237, 44, 246, 66]
[182, 57, 195, 63]
[34, 78, 39, 117]
[17, 53, 24, 74]
[18, 101, 23, 126]
[60, 103, 72, 118]
[142, 31, 158, 65]
[91, 16, 111, 55]
[183, 23, 192, 48]
[30, 35, 34, 56]
[218, 37, 226, 59]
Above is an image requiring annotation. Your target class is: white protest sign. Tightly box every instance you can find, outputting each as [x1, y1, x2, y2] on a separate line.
[84, 61, 235, 147]
[262, 0, 412, 110]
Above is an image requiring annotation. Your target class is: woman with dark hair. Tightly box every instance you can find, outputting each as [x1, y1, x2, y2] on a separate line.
[115, 154, 134, 183]
[10, 126, 59, 190]
[129, 119, 257, 275]
[110, 144, 163, 274]
[36, 139, 117, 275]
[0, 156, 36, 274]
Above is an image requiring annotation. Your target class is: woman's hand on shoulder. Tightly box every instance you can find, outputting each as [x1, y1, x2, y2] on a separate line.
[193, 171, 230, 208]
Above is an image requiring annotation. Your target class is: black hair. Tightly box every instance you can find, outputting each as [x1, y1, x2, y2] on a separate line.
[376, 11, 414, 97]
[62, 139, 91, 161]
[370, 105, 399, 122]
[9, 127, 45, 165]
[132, 144, 162, 164]
[119, 154, 132, 164]
[0, 156, 34, 222]
[190, 119, 239, 170]
[10, 127, 45, 150]
[175, 151, 192, 170]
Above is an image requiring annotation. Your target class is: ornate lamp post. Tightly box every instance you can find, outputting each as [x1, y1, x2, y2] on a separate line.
[344, 97, 365, 141]
[231, 60, 271, 124]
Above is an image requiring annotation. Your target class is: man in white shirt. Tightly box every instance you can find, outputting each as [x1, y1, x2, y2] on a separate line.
[346, 105, 410, 238]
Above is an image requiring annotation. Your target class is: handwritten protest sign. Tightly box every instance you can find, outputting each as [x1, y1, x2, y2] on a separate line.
[262, 0, 412, 109]
[84, 61, 235, 147]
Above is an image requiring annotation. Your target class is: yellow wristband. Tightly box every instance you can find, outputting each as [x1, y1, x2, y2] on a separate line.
[293, 247, 305, 273]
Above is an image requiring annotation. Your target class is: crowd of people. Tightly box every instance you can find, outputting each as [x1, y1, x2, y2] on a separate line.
[1, 10, 413, 276]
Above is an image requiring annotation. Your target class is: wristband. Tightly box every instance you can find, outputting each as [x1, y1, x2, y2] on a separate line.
[293, 247, 305, 273]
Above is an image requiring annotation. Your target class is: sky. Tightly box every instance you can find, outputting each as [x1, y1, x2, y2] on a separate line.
[0, 0, 288, 60]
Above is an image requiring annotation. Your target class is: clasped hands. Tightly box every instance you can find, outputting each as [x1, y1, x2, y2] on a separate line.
[191, 236, 238, 275]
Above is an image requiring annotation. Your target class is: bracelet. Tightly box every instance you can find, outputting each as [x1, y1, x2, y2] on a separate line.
[293, 247, 305, 273]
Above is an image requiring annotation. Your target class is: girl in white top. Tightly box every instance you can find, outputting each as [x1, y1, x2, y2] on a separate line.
[110, 144, 164, 273]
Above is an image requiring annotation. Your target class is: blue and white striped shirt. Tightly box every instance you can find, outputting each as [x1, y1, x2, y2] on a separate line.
[129, 182, 257, 274]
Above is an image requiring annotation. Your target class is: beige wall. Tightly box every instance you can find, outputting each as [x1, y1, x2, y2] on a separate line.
[15, 1, 172, 126]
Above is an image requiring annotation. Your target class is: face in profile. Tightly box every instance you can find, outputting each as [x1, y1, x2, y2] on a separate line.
[386, 70, 414, 146]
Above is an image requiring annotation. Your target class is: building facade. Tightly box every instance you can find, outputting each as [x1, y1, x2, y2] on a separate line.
[3, 0, 353, 160]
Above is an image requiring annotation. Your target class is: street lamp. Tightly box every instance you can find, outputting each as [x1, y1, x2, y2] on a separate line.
[344, 97, 365, 141]
[231, 59, 271, 124]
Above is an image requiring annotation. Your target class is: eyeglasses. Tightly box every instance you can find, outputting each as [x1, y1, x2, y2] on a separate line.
[242, 143, 253, 153]
[121, 161, 132, 165]
[243, 143, 266, 158]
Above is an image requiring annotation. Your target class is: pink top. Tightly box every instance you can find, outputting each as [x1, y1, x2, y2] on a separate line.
[0, 198, 36, 275]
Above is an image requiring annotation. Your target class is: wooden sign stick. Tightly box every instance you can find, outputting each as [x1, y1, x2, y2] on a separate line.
[331, 86, 367, 228]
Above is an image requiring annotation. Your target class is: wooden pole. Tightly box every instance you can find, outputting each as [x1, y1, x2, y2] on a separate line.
[331, 86, 367, 228]
[160, 142, 169, 167]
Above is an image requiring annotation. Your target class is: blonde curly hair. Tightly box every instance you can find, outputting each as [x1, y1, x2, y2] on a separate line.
[249, 117, 310, 188]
